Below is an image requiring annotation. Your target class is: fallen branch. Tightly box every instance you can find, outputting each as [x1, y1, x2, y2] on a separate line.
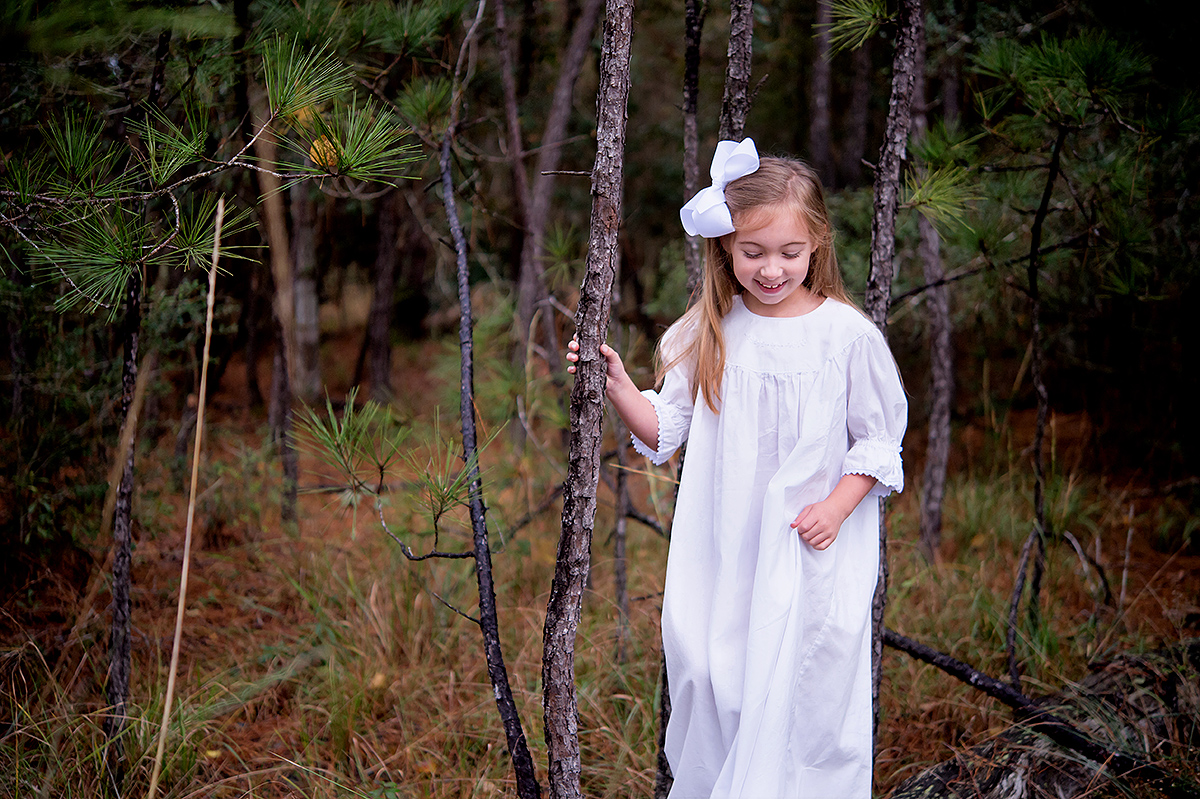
[884, 627, 1195, 795]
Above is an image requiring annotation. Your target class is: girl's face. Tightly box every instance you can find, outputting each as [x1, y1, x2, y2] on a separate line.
[726, 208, 821, 317]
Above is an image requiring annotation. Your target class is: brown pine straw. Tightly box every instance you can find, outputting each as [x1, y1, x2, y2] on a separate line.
[147, 197, 224, 798]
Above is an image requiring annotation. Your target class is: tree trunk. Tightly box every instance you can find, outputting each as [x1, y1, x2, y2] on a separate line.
[864, 0, 923, 746]
[252, 100, 299, 524]
[912, 21, 953, 562]
[809, 0, 835, 187]
[496, 0, 531, 226]
[1025, 125, 1068, 630]
[103, 269, 141, 793]
[682, 0, 707, 292]
[542, 0, 635, 794]
[840, 37, 872, 187]
[918, 213, 952, 560]
[718, 0, 754, 142]
[441, 132, 543, 799]
[269, 313, 298, 524]
[366, 190, 400, 403]
[513, 0, 605, 362]
[291, 177, 321, 404]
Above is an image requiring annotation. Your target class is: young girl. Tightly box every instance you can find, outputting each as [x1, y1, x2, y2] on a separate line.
[568, 138, 906, 798]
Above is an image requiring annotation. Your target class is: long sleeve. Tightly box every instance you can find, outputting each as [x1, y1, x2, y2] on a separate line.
[842, 330, 908, 497]
[630, 323, 696, 465]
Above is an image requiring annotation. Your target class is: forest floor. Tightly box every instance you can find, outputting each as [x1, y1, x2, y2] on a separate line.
[4, 325, 1200, 798]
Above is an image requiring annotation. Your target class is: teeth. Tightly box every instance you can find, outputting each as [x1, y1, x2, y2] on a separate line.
[759, 281, 784, 289]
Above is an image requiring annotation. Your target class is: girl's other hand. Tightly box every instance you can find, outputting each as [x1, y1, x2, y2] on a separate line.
[790, 474, 876, 550]
[790, 499, 849, 551]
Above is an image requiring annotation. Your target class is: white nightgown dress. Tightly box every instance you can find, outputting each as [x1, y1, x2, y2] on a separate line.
[632, 295, 907, 799]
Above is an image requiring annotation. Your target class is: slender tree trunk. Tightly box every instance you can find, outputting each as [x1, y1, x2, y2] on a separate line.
[496, 0, 531, 226]
[912, 22, 953, 562]
[542, 0, 634, 794]
[841, 37, 872, 186]
[441, 134, 542, 799]
[291, 177, 321, 404]
[718, 0, 754, 142]
[1025, 124, 1068, 629]
[252, 100, 299, 524]
[918, 213, 952, 560]
[809, 0, 835, 187]
[864, 0, 923, 748]
[366, 190, 400, 402]
[682, 0, 707, 292]
[513, 0, 605, 361]
[269, 313, 298, 523]
[103, 270, 141, 794]
[439, 4, 541, 795]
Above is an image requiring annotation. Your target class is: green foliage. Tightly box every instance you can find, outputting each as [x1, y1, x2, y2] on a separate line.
[283, 96, 421, 185]
[972, 30, 1151, 125]
[902, 164, 981, 232]
[262, 36, 355, 121]
[825, 0, 891, 56]
[297, 387, 411, 498]
[133, 104, 207, 187]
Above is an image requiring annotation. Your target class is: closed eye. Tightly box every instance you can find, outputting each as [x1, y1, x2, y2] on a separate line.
[742, 251, 764, 259]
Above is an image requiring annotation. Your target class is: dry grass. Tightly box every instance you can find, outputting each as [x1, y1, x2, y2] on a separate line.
[2, 336, 1198, 798]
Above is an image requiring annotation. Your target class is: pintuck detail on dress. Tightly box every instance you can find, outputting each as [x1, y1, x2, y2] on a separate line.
[632, 295, 907, 799]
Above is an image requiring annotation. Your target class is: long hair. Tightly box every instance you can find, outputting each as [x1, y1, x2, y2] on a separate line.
[658, 156, 854, 413]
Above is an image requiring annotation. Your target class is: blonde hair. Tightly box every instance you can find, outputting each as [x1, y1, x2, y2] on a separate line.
[658, 156, 855, 413]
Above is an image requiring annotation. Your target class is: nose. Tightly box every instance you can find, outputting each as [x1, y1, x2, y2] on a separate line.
[759, 258, 783, 279]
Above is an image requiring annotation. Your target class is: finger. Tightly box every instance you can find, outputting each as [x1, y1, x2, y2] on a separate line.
[567, 365, 575, 374]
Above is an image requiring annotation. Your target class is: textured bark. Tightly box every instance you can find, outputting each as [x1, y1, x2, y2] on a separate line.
[682, 0, 707, 292]
[865, 0, 923, 744]
[718, 0, 754, 142]
[513, 0, 605, 359]
[441, 133, 542, 799]
[366, 190, 400, 402]
[103, 270, 141, 792]
[808, 0, 835, 187]
[542, 0, 634, 794]
[291, 178, 321, 404]
[840, 38, 872, 187]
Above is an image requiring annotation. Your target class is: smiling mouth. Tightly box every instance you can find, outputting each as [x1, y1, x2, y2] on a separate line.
[756, 280, 787, 290]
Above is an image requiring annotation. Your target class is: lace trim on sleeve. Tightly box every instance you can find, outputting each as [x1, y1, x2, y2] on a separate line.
[844, 436, 904, 497]
[630, 389, 687, 466]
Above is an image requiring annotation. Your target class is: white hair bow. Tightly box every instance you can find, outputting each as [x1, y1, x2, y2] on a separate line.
[680, 138, 760, 238]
